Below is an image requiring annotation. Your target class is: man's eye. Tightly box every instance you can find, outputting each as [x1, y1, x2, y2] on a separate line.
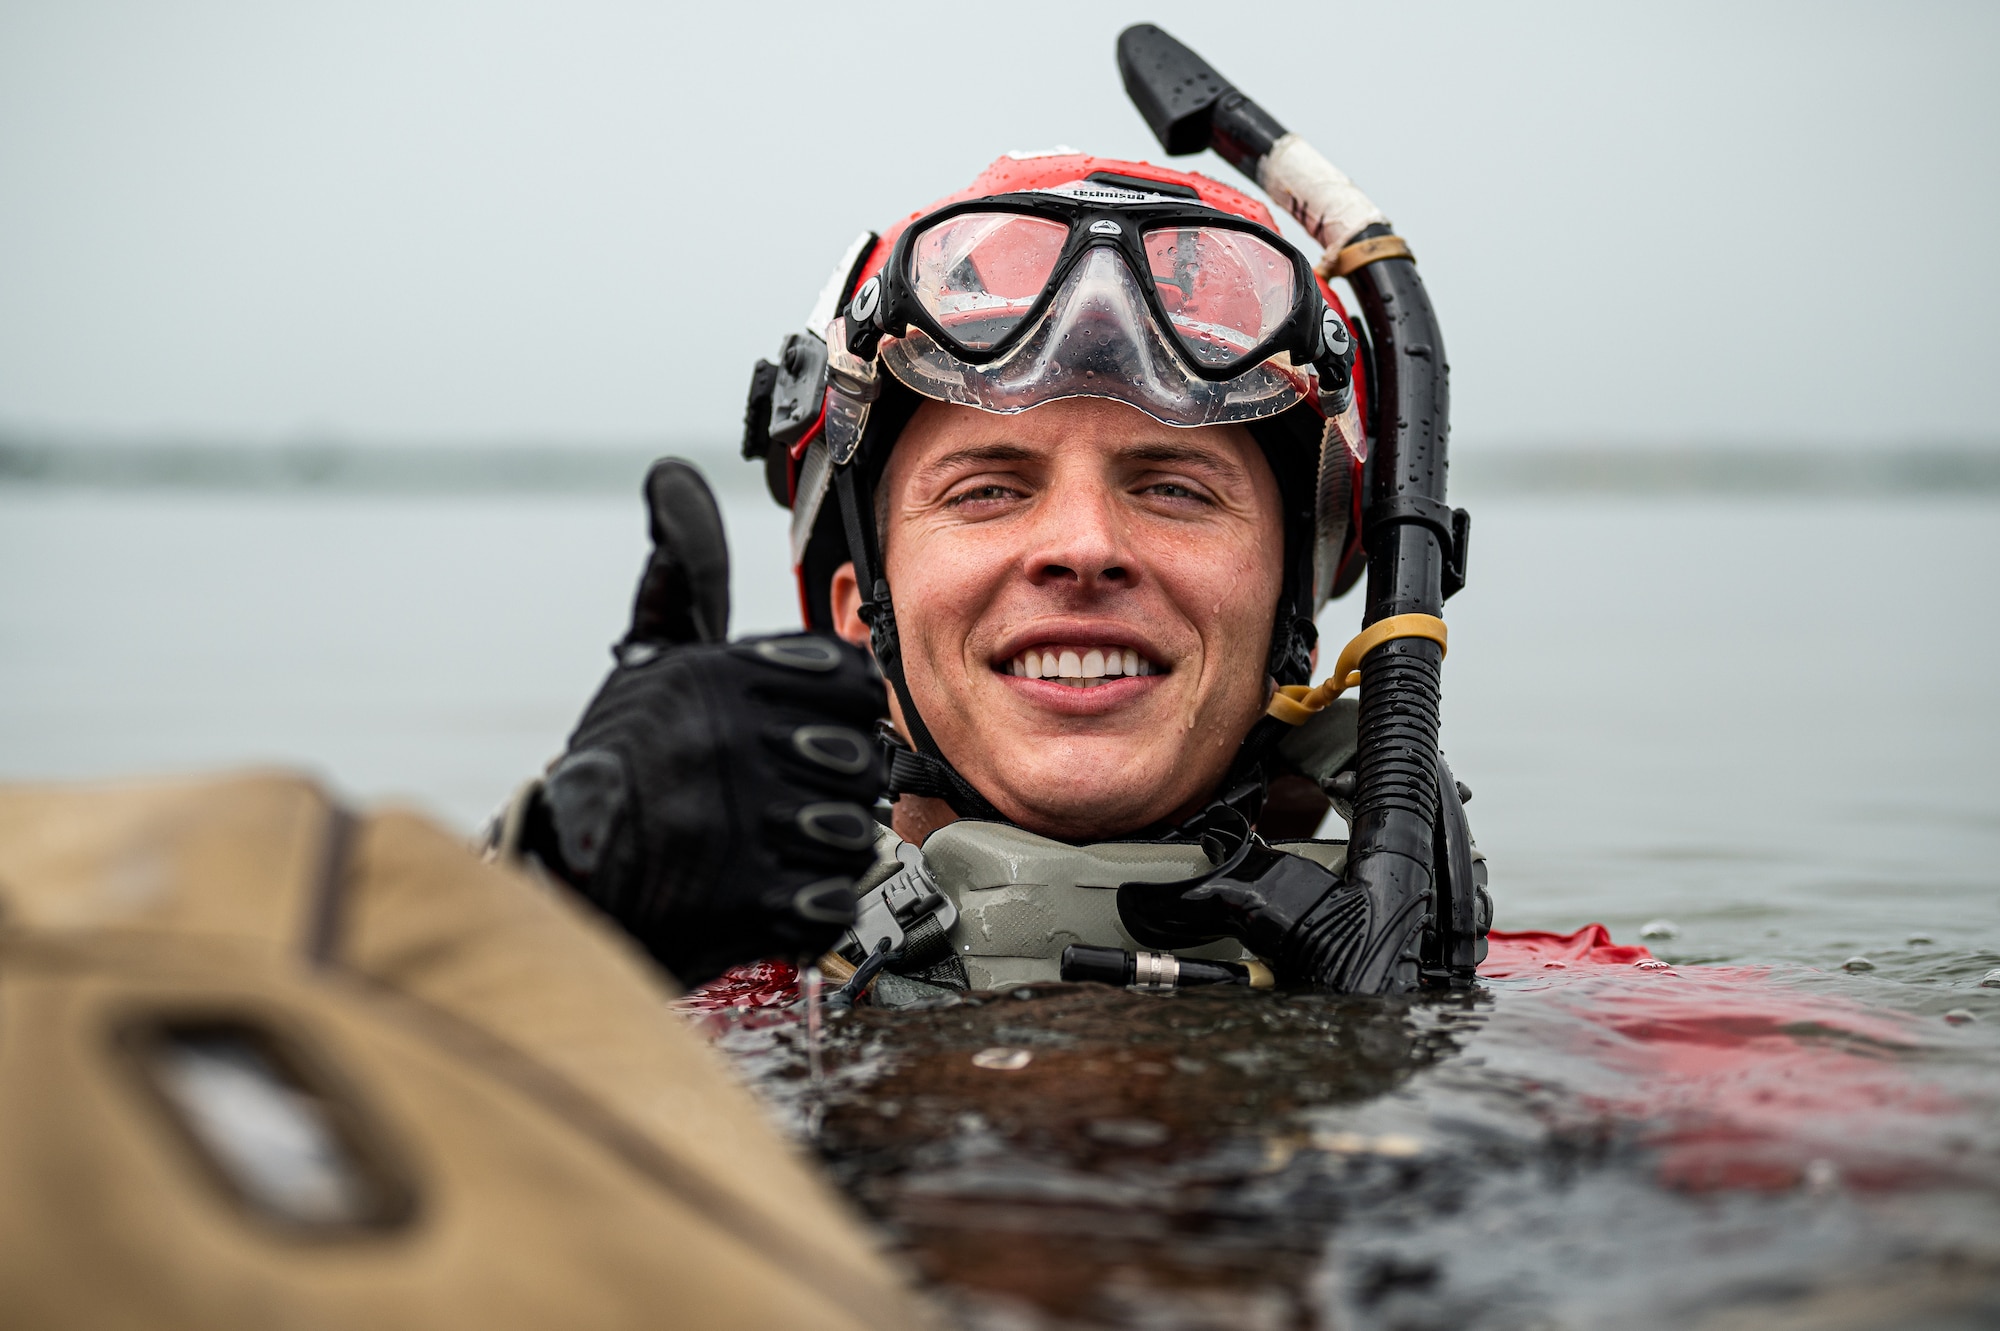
[949, 484, 1018, 505]
[1143, 481, 1209, 502]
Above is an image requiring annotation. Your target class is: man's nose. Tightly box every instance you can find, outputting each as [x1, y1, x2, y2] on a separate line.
[1023, 483, 1131, 590]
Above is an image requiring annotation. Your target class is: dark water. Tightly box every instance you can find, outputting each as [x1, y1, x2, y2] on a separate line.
[5, 486, 2000, 1326]
[706, 962, 2000, 1330]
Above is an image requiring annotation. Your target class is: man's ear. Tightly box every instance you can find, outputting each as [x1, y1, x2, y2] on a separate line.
[828, 561, 872, 651]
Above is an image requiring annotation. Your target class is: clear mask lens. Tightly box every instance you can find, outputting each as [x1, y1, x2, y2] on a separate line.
[907, 212, 1069, 351]
[882, 246, 1311, 429]
[1141, 226, 1297, 369]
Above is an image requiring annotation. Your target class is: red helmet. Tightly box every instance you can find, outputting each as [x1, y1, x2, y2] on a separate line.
[741, 152, 1369, 815]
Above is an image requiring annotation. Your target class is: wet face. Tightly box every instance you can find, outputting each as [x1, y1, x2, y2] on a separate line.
[832, 396, 1285, 841]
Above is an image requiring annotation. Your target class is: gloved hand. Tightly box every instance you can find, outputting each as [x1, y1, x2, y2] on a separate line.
[523, 459, 887, 987]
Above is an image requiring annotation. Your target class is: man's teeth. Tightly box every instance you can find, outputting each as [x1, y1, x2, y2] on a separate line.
[1006, 646, 1157, 685]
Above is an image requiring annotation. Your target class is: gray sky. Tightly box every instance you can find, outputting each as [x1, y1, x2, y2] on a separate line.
[2, 0, 1994, 450]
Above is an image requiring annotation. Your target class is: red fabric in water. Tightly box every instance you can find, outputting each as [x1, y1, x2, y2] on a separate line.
[1479, 925, 1958, 1192]
[681, 957, 801, 1011]
[1482, 923, 1657, 973]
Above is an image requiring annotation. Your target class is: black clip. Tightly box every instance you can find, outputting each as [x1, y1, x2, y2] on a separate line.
[1364, 495, 1471, 600]
[740, 358, 779, 461]
[767, 332, 828, 452]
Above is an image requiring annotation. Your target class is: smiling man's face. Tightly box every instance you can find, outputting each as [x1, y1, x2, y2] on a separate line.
[832, 395, 1286, 841]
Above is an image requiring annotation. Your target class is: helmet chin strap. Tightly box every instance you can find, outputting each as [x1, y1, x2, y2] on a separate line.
[833, 463, 1008, 823]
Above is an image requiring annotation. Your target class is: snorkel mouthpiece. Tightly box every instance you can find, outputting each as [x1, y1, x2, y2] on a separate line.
[1117, 24, 1390, 253]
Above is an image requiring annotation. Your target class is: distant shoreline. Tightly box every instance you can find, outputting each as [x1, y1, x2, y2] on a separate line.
[4, 437, 1998, 497]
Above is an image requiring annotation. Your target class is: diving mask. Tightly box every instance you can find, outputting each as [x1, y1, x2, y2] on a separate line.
[844, 183, 1353, 429]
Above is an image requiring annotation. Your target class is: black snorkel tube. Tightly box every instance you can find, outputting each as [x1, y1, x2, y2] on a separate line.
[1114, 25, 1481, 993]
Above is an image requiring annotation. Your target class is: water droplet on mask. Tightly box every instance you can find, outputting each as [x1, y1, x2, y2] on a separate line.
[1944, 1008, 1977, 1025]
[1639, 919, 1678, 940]
[1842, 956, 1875, 972]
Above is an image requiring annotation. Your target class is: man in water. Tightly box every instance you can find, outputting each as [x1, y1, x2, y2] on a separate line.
[504, 152, 1484, 998]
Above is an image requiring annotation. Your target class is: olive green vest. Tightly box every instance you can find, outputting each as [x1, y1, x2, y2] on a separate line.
[865, 820, 1349, 992]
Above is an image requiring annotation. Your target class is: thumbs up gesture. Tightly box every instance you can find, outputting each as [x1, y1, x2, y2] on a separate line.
[523, 460, 887, 987]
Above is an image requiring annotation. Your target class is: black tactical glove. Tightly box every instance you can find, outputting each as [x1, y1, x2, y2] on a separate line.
[523, 459, 888, 987]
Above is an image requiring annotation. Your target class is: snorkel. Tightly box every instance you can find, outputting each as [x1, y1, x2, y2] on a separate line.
[1116, 25, 1479, 993]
